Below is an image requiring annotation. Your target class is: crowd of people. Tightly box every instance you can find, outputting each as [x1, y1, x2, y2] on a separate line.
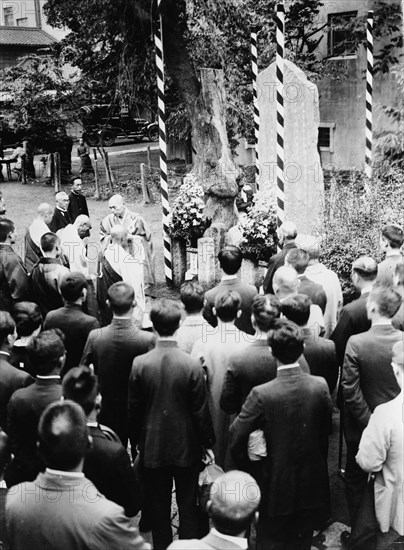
[0, 186, 403, 550]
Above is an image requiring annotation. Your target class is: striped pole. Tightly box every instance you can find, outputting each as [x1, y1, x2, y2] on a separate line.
[251, 27, 260, 190]
[365, 10, 373, 182]
[276, 3, 285, 233]
[154, 6, 172, 286]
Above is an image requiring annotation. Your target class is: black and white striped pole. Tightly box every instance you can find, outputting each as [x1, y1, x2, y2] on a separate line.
[251, 27, 260, 190]
[154, 3, 173, 286]
[365, 10, 373, 182]
[276, 3, 285, 234]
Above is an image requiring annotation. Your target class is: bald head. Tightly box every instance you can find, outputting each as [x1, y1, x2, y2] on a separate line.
[110, 224, 127, 244]
[278, 221, 297, 245]
[272, 265, 299, 297]
[37, 203, 54, 225]
[109, 195, 126, 217]
[74, 215, 91, 238]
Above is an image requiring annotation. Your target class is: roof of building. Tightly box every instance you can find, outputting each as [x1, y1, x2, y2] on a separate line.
[0, 27, 57, 46]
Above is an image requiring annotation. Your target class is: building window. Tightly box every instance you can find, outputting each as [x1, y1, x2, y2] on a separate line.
[16, 17, 28, 27]
[3, 7, 15, 26]
[328, 11, 358, 58]
[318, 123, 335, 152]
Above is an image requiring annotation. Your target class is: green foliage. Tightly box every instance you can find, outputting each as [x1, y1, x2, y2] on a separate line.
[168, 174, 207, 244]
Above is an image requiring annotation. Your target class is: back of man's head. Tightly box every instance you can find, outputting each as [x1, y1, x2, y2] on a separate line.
[11, 301, 42, 337]
[285, 248, 309, 274]
[180, 281, 204, 314]
[298, 235, 321, 261]
[368, 283, 402, 319]
[62, 366, 98, 417]
[281, 294, 312, 327]
[381, 224, 404, 249]
[38, 400, 89, 471]
[268, 319, 304, 364]
[60, 272, 88, 302]
[40, 232, 60, 253]
[278, 221, 297, 242]
[0, 218, 14, 243]
[107, 282, 135, 315]
[352, 256, 378, 283]
[218, 246, 242, 275]
[27, 329, 65, 376]
[214, 290, 242, 323]
[272, 266, 299, 296]
[0, 311, 15, 349]
[150, 299, 182, 336]
[208, 471, 260, 536]
[252, 294, 281, 332]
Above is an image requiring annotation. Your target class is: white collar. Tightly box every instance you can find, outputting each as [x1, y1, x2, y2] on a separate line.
[0, 350, 10, 357]
[46, 468, 84, 478]
[277, 363, 300, 371]
[36, 375, 61, 380]
[221, 274, 238, 281]
[385, 250, 402, 258]
[86, 421, 98, 427]
[210, 528, 248, 549]
[361, 286, 373, 295]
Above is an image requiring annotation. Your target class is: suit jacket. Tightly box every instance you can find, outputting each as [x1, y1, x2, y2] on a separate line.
[230, 367, 332, 518]
[330, 291, 371, 366]
[341, 324, 402, 443]
[5, 378, 62, 487]
[67, 191, 89, 222]
[6, 472, 148, 550]
[0, 244, 29, 312]
[44, 303, 99, 376]
[30, 258, 70, 317]
[377, 253, 403, 285]
[302, 328, 339, 394]
[0, 356, 32, 431]
[167, 530, 244, 549]
[203, 277, 257, 335]
[84, 425, 140, 517]
[220, 340, 310, 415]
[128, 340, 215, 468]
[298, 275, 327, 313]
[81, 318, 155, 445]
[48, 208, 72, 233]
[262, 241, 297, 295]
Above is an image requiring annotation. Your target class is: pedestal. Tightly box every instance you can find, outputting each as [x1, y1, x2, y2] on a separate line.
[171, 238, 187, 288]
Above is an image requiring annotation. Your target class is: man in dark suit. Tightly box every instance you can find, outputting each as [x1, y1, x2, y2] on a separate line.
[81, 282, 155, 447]
[0, 219, 29, 312]
[128, 299, 215, 550]
[67, 177, 89, 222]
[203, 245, 257, 335]
[5, 330, 64, 487]
[167, 471, 261, 550]
[282, 294, 339, 394]
[331, 256, 378, 366]
[62, 365, 140, 517]
[0, 312, 32, 431]
[285, 247, 327, 313]
[262, 220, 297, 295]
[44, 272, 99, 376]
[341, 284, 403, 530]
[220, 294, 310, 415]
[377, 223, 404, 285]
[230, 320, 332, 550]
[48, 191, 72, 233]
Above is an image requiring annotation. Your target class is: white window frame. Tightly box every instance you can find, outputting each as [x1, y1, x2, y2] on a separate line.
[318, 123, 336, 153]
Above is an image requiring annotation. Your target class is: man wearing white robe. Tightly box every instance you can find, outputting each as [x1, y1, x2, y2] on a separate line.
[57, 215, 92, 278]
[24, 203, 54, 272]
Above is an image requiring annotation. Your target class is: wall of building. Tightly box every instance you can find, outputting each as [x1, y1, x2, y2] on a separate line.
[0, 1, 67, 40]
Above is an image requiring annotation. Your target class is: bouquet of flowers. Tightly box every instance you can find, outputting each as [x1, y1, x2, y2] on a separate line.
[168, 174, 207, 245]
[239, 191, 278, 262]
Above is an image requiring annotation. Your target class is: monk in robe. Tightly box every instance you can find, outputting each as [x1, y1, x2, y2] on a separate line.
[24, 203, 54, 273]
[99, 194, 154, 287]
[97, 225, 145, 327]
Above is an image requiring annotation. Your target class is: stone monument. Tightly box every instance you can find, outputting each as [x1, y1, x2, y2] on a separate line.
[257, 59, 324, 236]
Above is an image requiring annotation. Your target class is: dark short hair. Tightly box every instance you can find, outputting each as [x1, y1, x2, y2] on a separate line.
[285, 248, 309, 274]
[11, 302, 43, 337]
[180, 282, 204, 314]
[150, 299, 182, 336]
[0, 218, 14, 242]
[281, 294, 312, 327]
[27, 329, 65, 376]
[214, 290, 242, 322]
[382, 224, 404, 249]
[0, 311, 15, 347]
[268, 319, 304, 364]
[352, 257, 378, 282]
[368, 283, 403, 319]
[395, 263, 404, 285]
[252, 294, 281, 332]
[60, 272, 88, 302]
[107, 282, 134, 315]
[38, 401, 89, 471]
[218, 246, 242, 275]
[0, 430, 11, 472]
[62, 366, 98, 416]
[40, 232, 60, 253]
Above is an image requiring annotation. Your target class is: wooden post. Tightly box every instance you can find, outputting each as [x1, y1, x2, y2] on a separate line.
[104, 151, 114, 192]
[147, 146, 151, 172]
[21, 156, 27, 185]
[54, 152, 61, 193]
[140, 163, 150, 204]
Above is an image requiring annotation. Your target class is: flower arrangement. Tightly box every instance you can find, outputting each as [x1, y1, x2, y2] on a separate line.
[168, 174, 207, 245]
[239, 190, 278, 262]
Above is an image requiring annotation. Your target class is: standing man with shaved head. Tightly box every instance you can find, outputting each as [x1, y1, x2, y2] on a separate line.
[48, 192, 72, 233]
[100, 194, 154, 287]
[263, 221, 298, 295]
[24, 203, 54, 272]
